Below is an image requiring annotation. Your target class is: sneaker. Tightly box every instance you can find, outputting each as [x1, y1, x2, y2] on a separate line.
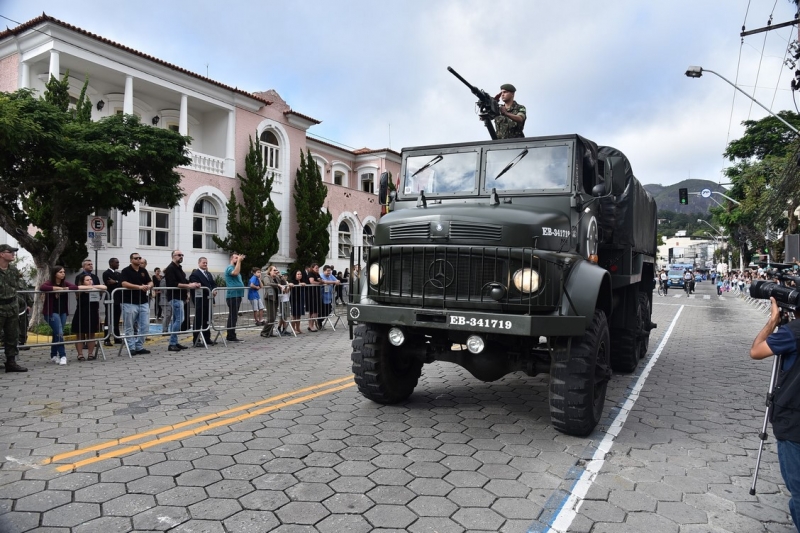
[59, 357, 67, 365]
[227, 338, 242, 342]
[281, 331, 293, 337]
[51, 355, 60, 364]
[176, 344, 190, 350]
[136, 349, 151, 355]
[168, 345, 182, 352]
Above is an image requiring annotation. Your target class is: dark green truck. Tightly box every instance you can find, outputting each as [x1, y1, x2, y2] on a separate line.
[347, 134, 657, 436]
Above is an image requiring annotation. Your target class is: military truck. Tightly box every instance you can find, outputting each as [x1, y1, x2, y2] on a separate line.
[347, 134, 657, 436]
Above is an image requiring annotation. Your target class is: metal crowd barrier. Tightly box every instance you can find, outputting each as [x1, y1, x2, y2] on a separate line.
[18, 288, 110, 361]
[110, 287, 212, 357]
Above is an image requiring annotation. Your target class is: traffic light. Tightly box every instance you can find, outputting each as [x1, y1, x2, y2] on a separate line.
[679, 188, 689, 205]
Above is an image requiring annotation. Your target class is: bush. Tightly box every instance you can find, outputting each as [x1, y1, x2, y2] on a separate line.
[33, 323, 71, 336]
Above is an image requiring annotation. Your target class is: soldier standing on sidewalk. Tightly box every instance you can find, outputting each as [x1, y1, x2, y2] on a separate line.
[0, 244, 27, 372]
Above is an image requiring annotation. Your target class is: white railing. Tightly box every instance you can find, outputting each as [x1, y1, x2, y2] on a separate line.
[184, 151, 226, 176]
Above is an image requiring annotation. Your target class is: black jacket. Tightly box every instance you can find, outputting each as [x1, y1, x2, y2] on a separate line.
[189, 268, 217, 300]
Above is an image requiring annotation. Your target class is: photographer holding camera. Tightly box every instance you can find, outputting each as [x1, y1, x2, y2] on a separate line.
[750, 296, 800, 530]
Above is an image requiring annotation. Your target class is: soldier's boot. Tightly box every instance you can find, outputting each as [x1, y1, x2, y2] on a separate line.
[5, 358, 28, 373]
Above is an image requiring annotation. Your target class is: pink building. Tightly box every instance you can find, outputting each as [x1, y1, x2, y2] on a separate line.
[0, 14, 399, 274]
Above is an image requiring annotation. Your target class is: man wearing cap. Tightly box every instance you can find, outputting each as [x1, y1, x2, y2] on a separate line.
[494, 83, 526, 139]
[0, 244, 27, 372]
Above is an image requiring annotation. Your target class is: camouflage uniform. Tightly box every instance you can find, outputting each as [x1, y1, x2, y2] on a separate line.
[494, 101, 527, 139]
[17, 272, 32, 348]
[0, 262, 21, 365]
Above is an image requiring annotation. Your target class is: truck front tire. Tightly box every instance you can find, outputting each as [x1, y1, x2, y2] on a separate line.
[351, 323, 423, 404]
[549, 309, 611, 436]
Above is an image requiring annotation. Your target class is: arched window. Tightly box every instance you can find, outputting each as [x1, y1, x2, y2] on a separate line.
[338, 220, 352, 258]
[362, 224, 374, 247]
[193, 198, 219, 250]
[259, 130, 282, 185]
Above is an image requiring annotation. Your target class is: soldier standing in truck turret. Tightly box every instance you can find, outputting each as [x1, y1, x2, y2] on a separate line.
[494, 83, 526, 139]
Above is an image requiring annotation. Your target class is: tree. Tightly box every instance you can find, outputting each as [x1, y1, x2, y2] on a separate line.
[292, 150, 332, 272]
[717, 111, 800, 265]
[213, 134, 281, 273]
[0, 73, 190, 304]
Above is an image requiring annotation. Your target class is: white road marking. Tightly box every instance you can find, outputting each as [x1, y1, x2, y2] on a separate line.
[546, 306, 685, 533]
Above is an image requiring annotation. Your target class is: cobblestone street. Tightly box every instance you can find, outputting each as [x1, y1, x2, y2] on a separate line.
[0, 282, 795, 532]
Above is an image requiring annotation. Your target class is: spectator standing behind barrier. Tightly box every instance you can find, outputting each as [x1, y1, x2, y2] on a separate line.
[319, 265, 340, 329]
[164, 250, 199, 352]
[261, 265, 281, 338]
[289, 269, 306, 335]
[0, 244, 26, 372]
[102, 258, 122, 346]
[39, 266, 92, 366]
[120, 253, 153, 355]
[189, 257, 216, 347]
[156, 275, 171, 334]
[224, 253, 245, 342]
[72, 273, 106, 361]
[151, 267, 163, 320]
[278, 272, 292, 336]
[307, 263, 322, 332]
[249, 267, 265, 327]
[75, 258, 101, 286]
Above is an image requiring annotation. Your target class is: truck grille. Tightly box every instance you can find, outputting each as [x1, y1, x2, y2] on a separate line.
[449, 222, 501, 240]
[361, 245, 561, 310]
[390, 223, 430, 240]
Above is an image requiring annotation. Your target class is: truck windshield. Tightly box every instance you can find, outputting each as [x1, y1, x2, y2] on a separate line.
[404, 151, 478, 195]
[484, 145, 570, 192]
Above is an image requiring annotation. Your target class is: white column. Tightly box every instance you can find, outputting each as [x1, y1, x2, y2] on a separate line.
[179, 94, 188, 135]
[48, 50, 60, 80]
[123, 75, 133, 115]
[225, 110, 235, 178]
[20, 61, 29, 88]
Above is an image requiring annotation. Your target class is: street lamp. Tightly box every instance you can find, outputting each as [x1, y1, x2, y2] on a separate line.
[697, 219, 723, 236]
[685, 66, 800, 136]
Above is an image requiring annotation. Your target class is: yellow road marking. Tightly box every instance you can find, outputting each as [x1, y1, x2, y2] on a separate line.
[43, 376, 355, 471]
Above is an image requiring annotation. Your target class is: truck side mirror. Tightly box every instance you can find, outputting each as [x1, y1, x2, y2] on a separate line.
[607, 156, 627, 196]
[591, 183, 606, 197]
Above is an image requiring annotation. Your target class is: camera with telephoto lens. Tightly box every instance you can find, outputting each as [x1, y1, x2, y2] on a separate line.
[750, 276, 800, 310]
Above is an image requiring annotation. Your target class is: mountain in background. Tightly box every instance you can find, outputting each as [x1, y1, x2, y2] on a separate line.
[643, 179, 728, 214]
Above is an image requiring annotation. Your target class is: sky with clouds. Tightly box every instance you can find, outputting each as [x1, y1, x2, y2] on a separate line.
[3, 1, 799, 186]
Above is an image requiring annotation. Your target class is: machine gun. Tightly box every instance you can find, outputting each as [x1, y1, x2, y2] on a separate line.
[447, 66, 501, 140]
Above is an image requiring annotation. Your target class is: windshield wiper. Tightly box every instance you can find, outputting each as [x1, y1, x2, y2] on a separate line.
[411, 154, 444, 177]
[494, 149, 529, 180]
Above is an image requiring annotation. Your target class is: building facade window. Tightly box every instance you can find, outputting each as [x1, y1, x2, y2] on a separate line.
[260, 130, 282, 185]
[361, 173, 374, 193]
[363, 224, 374, 247]
[193, 199, 219, 250]
[139, 203, 170, 247]
[338, 220, 352, 259]
[334, 171, 344, 186]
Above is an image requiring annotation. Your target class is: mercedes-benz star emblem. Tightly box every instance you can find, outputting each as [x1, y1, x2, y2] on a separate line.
[428, 259, 455, 289]
[349, 307, 360, 320]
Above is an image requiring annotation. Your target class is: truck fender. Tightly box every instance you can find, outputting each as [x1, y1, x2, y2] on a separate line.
[560, 260, 612, 330]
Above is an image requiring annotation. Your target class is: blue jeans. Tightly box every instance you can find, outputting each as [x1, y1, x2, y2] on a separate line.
[777, 439, 800, 530]
[122, 302, 149, 351]
[45, 313, 67, 357]
[169, 299, 183, 345]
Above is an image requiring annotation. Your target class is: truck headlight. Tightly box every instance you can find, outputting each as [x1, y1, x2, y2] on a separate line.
[512, 268, 539, 293]
[369, 263, 383, 286]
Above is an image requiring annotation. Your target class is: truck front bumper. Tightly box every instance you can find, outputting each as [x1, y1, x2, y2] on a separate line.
[347, 303, 587, 337]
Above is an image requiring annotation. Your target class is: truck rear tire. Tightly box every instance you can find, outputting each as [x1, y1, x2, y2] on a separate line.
[351, 323, 423, 404]
[549, 309, 611, 436]
[610, 292, 644, 373]
[638, 292, 651, 357]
